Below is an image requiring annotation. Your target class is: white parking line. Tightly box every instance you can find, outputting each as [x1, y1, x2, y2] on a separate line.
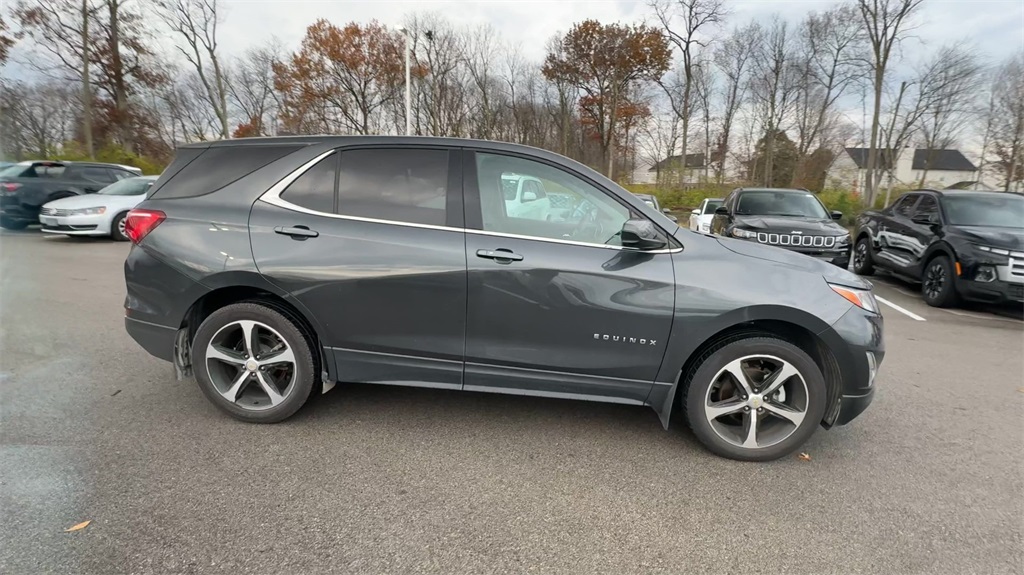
[876, 296, 927, 321]
[938, 308, 1022, 324]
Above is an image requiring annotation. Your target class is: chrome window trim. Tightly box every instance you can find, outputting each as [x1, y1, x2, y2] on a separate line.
[258, 149, 681, 254]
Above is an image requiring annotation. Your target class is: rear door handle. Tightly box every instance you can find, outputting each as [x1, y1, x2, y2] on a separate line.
[274, 225, 319, 239]
[476, 248, 523, 263]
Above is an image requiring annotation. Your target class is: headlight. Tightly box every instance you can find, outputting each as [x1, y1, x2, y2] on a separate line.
[71, 207, 106, 215]
[974, 244, 1023, 258]
[731, 228, 758, 239]
[829, 283, 879, 314]
[835, 233, 851, 246]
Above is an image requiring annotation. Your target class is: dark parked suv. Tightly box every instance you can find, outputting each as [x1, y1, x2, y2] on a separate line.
[710, 188, 851, 268]
[123, 137, 883, 461]
[854, 190, 1024, 307]
[0, 160, 142, 229]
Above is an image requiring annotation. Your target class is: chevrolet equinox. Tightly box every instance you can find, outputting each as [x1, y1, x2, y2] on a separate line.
[124, 137, 883, 461]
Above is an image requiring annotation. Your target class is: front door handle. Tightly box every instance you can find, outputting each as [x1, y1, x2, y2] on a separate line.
[476, 248, 523, 263]
[274, 225, 319, 239]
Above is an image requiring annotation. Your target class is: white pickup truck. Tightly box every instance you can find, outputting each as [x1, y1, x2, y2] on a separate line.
[502, 174, 553, 220]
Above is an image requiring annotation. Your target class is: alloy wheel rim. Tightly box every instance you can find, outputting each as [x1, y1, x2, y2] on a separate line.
[117, 217, 127, 237]
[703, 355, 809, 449]
[924, 264, 946, 300]
[205, 320, 296, 410]
[854, 243, 867, 268]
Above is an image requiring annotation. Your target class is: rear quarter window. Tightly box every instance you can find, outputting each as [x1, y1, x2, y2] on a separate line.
[149, 145, 304, 199]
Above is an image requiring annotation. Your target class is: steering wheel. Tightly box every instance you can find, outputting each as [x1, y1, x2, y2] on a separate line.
[569, 202, 605, 243]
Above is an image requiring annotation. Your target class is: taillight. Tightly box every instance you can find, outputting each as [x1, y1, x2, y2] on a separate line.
[124, 209, 166, 244]
[1, 182, 21, 193]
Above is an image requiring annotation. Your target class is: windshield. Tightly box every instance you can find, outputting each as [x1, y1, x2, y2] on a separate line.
[735, 191, 829, 218]
[98, 177, 155, 196]
[942, 194, 1024, 228]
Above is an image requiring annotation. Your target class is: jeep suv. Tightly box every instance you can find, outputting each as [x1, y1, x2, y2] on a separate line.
[123, 137, 883, 461]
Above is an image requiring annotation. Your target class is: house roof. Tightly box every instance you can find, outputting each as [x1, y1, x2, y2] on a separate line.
[912, 149, 976, 171]
[843, 147, 977, 172]
[649, 153, 706, 172]
[844, 148, 895, 170]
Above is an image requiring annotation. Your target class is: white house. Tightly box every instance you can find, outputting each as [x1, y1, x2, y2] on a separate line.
[827, 147, 980, 192]
[629, 153, 708, 186]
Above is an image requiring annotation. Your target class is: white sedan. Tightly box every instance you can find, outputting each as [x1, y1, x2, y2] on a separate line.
[39, 176, 158, 240]
[689, 197, 723, 233]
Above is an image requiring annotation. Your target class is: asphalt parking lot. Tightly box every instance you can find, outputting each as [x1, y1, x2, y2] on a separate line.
[1, 230, 1022, 575]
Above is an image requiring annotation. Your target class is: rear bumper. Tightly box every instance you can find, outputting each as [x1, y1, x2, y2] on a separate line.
[125, 316, 177, 362]
[0, 204, 39, 223]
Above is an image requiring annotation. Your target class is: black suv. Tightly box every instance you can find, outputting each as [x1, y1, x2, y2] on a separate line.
[0, 160, 142, 229]
[854, 190, 1024, 307]
[123, 137, 883, 461]
[710, 188, 851, 268]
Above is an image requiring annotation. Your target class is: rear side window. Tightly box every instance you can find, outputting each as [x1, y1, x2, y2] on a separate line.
[337, 148, 448, 226]
[80, 167, 115, 183]
[281, 153, 337, 213]
[914, 195, 939, 221]
[150, 145, 303, 200]
[704, 199, 722, 214]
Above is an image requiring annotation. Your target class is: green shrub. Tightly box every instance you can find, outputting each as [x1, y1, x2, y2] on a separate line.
[43, 142, 164, 175]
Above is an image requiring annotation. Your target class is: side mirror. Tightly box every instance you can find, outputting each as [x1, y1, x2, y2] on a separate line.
[831, 210, 843, 220]
[691, 209, 700, 215]
[522, 190, 537, 203]
[715, 205, 730, 216]
[621, 219, 667, 250]
[663, 208, 673, 214]
[912, 214, 937, 225]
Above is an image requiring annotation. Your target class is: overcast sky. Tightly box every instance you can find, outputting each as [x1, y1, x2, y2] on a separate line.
[209, 0, 1024, 65]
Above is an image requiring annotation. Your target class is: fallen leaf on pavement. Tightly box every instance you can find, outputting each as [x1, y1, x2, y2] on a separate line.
[797, 453, 812, 462]
[1018, 388, 1024, 393]
[65, 520, 91, 532]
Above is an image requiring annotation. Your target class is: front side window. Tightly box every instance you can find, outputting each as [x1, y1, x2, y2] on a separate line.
[281, 153, 337, 213]
[337, 148, 448, 226]
[893, 195, 918, 218]
[704, 199, 723, 215]
[913, 195, 939, 222]
[475, 153, 631, 246]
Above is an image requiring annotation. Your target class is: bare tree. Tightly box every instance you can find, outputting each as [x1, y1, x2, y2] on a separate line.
[229, 38, 284, 136]
[857, 0, 925, 205]
[13, 0, 100, 157]
[792, 4, 867, 158]
[651, 0, 725, 188]
[915, 43, 983, 185]
[991, 52, 1024, 191]
[712, 22, 758, 183]
[748, 17, 796, 187]
[158, 0, 229, 138]
[692, 59, 714, 183]
[0, 80, 80, 158]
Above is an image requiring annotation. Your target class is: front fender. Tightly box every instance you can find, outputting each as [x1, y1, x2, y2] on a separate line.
[647, 304, 841, 430]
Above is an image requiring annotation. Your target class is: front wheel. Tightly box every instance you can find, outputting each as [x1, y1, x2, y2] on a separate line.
[684, 337, 827, 462]
[0, 217, 28, 230]
[852, 237, 874, 275]
[922, 255, 958, 308]
[192, 302, 317, 423]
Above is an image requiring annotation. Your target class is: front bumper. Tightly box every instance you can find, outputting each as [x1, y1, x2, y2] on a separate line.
[39, 213, 108, 235]
[955, 278, 1024, 304]
[820, 305, 884, 426]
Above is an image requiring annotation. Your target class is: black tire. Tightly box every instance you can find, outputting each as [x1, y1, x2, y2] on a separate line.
[0, 217, 28, 230]
[110, 212, 130, 241]
[683, 337, 827, 462]
[852, 236, 874, 275]
[922, 255, 958, 308]
[192, 302, 317, 423]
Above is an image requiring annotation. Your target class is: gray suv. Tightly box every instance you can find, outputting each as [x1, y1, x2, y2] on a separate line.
[123, 137, 883, 461]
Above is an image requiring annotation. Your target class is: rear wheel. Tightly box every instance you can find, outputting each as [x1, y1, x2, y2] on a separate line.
[111, 212, 130, 241]
[192, 302, 317, 423]
[0, 217, 28, 230]
[922, 255, 958, 308]
[684, 337, 826, 462]
[852, 237, 874, 275]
